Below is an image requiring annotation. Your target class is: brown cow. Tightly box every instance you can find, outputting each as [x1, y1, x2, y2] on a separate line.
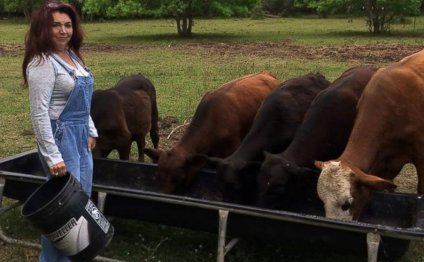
[315, 50, 424, 221]
[144, 72, 280, 194]
[91, 74, 159, 161]
[257, 66, 378, 209]
[210, 73, 331, 204]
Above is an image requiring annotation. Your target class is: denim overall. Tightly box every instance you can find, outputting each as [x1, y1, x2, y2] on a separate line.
[39, 51, 94, 262]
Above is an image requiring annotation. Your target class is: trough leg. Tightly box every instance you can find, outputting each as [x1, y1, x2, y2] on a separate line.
[367, 232, 381, 262]
[0, 176, 41, 250]
[0, 177, 5, 207]
[217, 209, 229, 262]
[217, 209, 239, 262]
[97, 191, 108, 213]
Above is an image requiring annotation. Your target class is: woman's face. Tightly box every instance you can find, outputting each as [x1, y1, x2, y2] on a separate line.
[51, 11, 73, 51]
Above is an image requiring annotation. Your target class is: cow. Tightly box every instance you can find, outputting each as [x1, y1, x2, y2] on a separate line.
[257, 66, 378, 209]
[210, 73, 331, 204]
[91, 74, 159, 161]
[144, 72, 280, 194]
[315, 49, 424, 221]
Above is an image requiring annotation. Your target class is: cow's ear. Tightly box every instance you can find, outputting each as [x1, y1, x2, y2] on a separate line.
[240, 161, 262, 177]
[205, 156, 223, 169]
[314, 160, 324, 170]
[298, 166, 321, 176]
[144, 148, 161, 163]
[354, 171, 397, 191]
[263, 151, 273, 159]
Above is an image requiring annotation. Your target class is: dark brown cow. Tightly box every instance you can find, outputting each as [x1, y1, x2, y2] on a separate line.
[315, 50, 424, 221]
[144, 72, 280, 194]
[257, 66, 378, 209]
[91, 74, 159, 161]
[210, 73, 331, 204]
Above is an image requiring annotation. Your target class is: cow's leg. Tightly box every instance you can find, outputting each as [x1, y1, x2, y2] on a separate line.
[117, 141, 132, 160]
[101, 149, 113, 158]
[150, 122, 159, 149]
[415, 160, 424, 194]
[135, 135, 146, 162]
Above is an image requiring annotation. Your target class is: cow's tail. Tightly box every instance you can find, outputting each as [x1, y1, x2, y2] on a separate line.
[150, 90, 160, 149]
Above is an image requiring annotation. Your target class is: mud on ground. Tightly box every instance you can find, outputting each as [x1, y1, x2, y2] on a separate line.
[1, 42, 422, 63]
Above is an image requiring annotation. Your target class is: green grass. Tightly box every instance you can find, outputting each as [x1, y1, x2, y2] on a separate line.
[1, 16, 424, 261]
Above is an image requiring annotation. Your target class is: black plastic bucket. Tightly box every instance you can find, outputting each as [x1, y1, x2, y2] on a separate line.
[22, 173, 114, 261]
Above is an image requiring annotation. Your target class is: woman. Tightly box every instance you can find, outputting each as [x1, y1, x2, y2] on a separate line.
[22, 1, 97, 261]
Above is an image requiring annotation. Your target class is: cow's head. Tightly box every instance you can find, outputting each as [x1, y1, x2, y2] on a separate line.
[315, 160, 396, 221]
[212, 157, 261, 204]
[144, 148, 208, 194]
[257, 152, 319, 209]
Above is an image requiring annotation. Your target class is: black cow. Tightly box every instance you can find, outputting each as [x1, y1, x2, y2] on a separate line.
[211, 73, 331, 204]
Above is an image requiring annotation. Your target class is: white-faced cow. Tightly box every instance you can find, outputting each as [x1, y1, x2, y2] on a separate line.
[257, 66, 378, 209]
[91, 74, 159, 161]
[315, 50, 424, 221]
[144, 72, 280, 194]
[211, 73, 331, 204]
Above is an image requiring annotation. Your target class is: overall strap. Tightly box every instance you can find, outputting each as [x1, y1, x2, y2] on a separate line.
[50, 52, 76, 78]
[67, 50, 91, 73]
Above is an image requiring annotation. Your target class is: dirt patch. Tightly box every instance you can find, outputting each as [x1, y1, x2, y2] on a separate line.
[3, 42, 422, 64]
[0, 44, 24, 57]
[172, 41, 422, 64]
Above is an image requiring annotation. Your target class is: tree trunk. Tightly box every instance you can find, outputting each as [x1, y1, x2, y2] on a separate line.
[175, 0, 194, 37]
[175, 15, 193, 37]
[364, 0, 387, 34]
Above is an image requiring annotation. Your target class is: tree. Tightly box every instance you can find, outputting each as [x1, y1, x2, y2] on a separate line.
[263, 0, 296, 16]
[299, 0, 421, 33]
[3, 0, 44, 18]
[161, 0, 256, 37]
[162, 0, 195, 37]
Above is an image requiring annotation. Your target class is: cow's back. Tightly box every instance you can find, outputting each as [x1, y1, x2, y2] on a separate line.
[342, 50, 424, 179]
[91, 90, 128, 135]
[113, 74, 159, 148]
[287, 65, 378, 163]
[230, 72, 331, 162]
[179, 72, 280, 157]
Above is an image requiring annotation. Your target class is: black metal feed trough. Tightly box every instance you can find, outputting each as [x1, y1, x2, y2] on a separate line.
[1, 150, 424, 262]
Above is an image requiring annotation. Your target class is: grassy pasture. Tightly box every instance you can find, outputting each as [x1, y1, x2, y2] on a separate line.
[1, 17, 424, 261]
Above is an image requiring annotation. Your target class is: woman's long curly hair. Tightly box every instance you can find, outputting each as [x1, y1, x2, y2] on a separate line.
[22, 0, 84, 86]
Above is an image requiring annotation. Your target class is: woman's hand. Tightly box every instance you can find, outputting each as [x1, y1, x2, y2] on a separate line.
[50, 161, 67, 176]
[88, 136, 96, 152]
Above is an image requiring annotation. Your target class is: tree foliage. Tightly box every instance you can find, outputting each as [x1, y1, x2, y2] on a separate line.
[3, 0, 44, 18]
[363, 0, 421, 33]
[1, 0, 421, 36]
[159, 0, 257, 36]
[297, 0, 421, 33]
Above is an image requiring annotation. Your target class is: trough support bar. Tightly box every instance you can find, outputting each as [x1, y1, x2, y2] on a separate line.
[217, 209, 229, 262]
[97, 191, 108, 213]
[0, 225, 41, 250]
[0, 177, 123, 262]
[367, 231, 381, 262]
[0, 177, 5, 207]
[0, 192, 41, 250]
[224, 238, 239, 256]
[217, 209, 239, 262]
[0, 227, 124, 262]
